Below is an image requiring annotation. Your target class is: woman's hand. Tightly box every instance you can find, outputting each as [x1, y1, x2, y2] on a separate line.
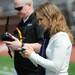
[3, 33, 21, 50]
[21, 44, 34, 58]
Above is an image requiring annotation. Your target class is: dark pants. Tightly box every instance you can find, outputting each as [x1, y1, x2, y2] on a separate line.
[17, 72, 41, 75]
[28, 72, 41, 75]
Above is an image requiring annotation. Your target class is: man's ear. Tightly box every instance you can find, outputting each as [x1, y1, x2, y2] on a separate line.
[27, 3, 31, 6]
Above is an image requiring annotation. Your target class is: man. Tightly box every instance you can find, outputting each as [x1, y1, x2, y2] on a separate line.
[5, 0, 44, 75]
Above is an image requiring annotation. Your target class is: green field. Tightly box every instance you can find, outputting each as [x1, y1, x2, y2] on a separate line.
[0, 56, 16, 75]
[0, 56, 75, 75]
[68, 62, 75, 75]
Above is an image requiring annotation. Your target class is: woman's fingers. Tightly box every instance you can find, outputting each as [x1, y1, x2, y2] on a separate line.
[3, 41, 13, 45]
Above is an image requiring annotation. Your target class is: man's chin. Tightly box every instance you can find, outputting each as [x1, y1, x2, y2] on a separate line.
[17, 15, 23, 18]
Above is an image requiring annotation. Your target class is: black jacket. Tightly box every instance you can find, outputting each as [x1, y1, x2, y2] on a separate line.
[13, 13, 44, 75]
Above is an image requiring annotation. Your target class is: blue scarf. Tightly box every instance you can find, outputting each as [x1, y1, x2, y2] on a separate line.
[38, 31, 50, 75]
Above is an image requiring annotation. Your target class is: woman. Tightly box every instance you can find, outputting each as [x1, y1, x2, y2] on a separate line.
[21, 2, 74, 75]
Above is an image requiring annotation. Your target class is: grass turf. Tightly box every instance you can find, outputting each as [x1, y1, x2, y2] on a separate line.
[0, 56, 75, 75]
[0, 56, 14, 69]
[0, 56, 15, 75]
[68, 62, 75, 75]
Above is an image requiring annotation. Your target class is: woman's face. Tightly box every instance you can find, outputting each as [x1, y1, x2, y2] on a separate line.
[36, 13, 49, 30]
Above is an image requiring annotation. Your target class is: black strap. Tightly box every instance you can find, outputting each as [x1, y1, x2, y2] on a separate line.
[8, 47, 12, 58]
[5, 16, 12, 58]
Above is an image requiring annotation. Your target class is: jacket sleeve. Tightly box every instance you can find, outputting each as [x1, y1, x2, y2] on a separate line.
[34, 23, 44, 44]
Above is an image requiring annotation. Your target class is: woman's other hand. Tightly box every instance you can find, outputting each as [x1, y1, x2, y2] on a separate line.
[21, 44, 34, 58]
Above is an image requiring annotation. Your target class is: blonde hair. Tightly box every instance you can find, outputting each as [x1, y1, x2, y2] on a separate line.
[35, 2, 74, 43]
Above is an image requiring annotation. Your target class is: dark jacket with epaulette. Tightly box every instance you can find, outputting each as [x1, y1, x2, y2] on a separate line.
[13, 13, 44, 75]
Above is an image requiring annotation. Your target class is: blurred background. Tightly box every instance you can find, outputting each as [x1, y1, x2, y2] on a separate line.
[0, 0, 75, 75]
[0, 0, 75, 37]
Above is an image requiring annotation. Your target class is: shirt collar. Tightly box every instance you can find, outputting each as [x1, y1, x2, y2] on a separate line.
[23, 10, 34, 23]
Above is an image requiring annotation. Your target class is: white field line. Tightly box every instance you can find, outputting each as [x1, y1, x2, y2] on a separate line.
[0, 70, 17, 75]
[0, 44, 8, 52]
[0, 67, 17, 75]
